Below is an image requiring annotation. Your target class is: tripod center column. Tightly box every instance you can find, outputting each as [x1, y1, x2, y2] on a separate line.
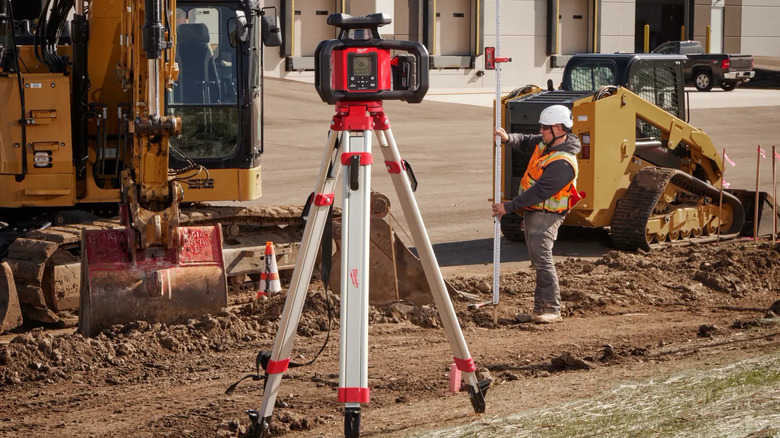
[336, 102, 378, 412]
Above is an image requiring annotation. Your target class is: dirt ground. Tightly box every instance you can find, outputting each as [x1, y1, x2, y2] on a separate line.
[2, 237, 780, 437]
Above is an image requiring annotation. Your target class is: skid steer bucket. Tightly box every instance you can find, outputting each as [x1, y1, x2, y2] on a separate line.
[728, 190, 780, 238]
[78, 225, 228, 337]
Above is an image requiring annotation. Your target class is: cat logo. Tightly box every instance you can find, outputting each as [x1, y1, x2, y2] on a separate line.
[187, 178, 215, 189]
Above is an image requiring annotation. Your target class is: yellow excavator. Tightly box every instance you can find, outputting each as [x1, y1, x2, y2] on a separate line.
[0, 0, 292, 335]
[0, 0, 426, 335]
[497, 53, 755, 250]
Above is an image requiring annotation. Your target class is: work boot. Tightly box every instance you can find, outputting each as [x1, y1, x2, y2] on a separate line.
[532, 313, 562, 324]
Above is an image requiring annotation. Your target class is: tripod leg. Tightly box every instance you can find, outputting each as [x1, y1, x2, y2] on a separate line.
[376, 125, 488, 413]
[248, 129, 345, 437]
[339, 130, 373, 437]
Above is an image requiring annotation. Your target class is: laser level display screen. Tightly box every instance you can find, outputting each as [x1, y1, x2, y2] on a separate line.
[353, 56, 372, 76]
[347, 53, 378, 90]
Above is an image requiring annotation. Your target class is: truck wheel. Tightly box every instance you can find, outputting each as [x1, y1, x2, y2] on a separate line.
[694, 70, 713, 91]
[721, 82, 739, 91]
[500, 212, 525, 242]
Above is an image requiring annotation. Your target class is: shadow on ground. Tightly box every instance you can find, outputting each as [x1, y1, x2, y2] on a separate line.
[431, 227, 613, 267]
[740, 68, 780, 89]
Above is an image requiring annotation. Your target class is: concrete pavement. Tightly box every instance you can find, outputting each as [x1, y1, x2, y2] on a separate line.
[424, 86, 780, 110]
[249, 77, 780, 277]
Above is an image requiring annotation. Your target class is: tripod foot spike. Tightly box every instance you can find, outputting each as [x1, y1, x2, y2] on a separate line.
[466, 378, 492, 414]
[344, 407, 361, 438]
[245, 410, 270, 438]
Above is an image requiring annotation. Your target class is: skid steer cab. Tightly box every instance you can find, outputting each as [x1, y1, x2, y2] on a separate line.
[496, 53, 761, 251]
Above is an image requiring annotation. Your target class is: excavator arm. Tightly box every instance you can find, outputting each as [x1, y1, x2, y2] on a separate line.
[79, 0, 228, 336]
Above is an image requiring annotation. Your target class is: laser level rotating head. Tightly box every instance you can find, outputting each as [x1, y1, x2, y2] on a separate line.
[314, 13, 429, 105]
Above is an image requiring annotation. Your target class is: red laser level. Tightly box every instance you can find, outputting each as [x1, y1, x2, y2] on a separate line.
[314, 13, 429, 104]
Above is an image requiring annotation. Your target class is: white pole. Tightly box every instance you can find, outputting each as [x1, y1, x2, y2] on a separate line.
[492, 0, 503, 323]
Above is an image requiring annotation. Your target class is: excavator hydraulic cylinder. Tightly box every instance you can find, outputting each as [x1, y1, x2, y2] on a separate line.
[142, 0, 165, 59]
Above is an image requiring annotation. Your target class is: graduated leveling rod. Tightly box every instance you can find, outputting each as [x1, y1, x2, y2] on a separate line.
[479, 0, 512, 323]
[243, 13, 490, 438]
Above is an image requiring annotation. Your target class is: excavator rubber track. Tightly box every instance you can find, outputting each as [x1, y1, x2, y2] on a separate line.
[3, 205, 306, 324]
[610, 167, 745, 251]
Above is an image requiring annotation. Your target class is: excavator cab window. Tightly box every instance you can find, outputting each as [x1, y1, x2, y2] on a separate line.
[167, 6, 239, 160]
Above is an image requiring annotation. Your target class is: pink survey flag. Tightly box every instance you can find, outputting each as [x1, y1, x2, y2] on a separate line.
[775, 152, 780, 161]
[758, 146, 766, 159]
[723, 151, 736, 167]
[722, 179, 731, 189]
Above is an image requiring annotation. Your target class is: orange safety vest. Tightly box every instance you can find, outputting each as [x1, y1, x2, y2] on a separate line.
[519, 143, 580, 213]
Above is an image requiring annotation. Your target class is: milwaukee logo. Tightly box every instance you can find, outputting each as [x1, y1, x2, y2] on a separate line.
[350, 268, 359, 288]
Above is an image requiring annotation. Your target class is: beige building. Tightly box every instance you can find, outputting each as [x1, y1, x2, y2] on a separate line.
[262, 0, 780, 89]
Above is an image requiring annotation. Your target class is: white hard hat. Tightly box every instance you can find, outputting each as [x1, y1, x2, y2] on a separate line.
[538, 105, 573, 129]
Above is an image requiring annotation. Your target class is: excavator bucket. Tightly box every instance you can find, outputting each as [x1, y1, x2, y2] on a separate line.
[330, 217, 435, 306]
[78, 225, 228, 337]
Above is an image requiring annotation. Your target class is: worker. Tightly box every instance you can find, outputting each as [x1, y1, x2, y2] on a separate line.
[491, 104, 581, 324]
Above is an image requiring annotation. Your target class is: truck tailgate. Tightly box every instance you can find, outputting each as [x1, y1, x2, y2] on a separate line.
[729, 55, 753, 71]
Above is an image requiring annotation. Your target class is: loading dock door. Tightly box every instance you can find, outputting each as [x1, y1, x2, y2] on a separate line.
[294, 0, 335, 57]
[559, 0, 589, 55]
[435, 0, 471, 56]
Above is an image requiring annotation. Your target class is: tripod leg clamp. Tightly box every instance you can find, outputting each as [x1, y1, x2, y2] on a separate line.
[453, 356, 476, 373]
[314, 193, 335, 206]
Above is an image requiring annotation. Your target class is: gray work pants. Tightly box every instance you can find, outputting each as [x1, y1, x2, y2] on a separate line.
[523, 210, 566, 315]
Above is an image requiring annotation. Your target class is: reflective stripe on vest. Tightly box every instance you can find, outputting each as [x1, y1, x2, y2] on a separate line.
[518, 143, 579, 213]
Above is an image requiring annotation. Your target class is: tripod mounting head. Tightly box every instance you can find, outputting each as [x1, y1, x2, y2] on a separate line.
[315, 13, 429, 105]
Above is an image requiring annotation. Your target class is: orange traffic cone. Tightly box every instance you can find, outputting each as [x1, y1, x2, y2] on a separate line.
[258, 241, 281, 298]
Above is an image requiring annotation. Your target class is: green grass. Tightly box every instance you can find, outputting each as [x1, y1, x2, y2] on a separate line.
[409, 351, 780, 438]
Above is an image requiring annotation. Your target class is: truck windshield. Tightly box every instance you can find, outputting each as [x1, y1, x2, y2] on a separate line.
[166, 6, 239, 160]
[567, 60, 618, 91]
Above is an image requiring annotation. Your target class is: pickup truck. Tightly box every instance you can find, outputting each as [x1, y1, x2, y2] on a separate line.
[652, 40, 754, 91]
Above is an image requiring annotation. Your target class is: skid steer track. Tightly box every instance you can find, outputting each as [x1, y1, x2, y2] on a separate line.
[610, 167, 745, 251]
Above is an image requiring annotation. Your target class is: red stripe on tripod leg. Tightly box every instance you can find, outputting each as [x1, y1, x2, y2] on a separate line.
[337, 387, 370, 403]
[266, 358, 290, 374]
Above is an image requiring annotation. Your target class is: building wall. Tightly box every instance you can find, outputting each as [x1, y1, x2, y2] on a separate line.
[258, 0, 778, 91]
[692, 0, 713, 43]
[739, 0, 780, 56]
[723, 0, 742, 53]
[480, 0, 556, 89]
[600, 0, 636, 53]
